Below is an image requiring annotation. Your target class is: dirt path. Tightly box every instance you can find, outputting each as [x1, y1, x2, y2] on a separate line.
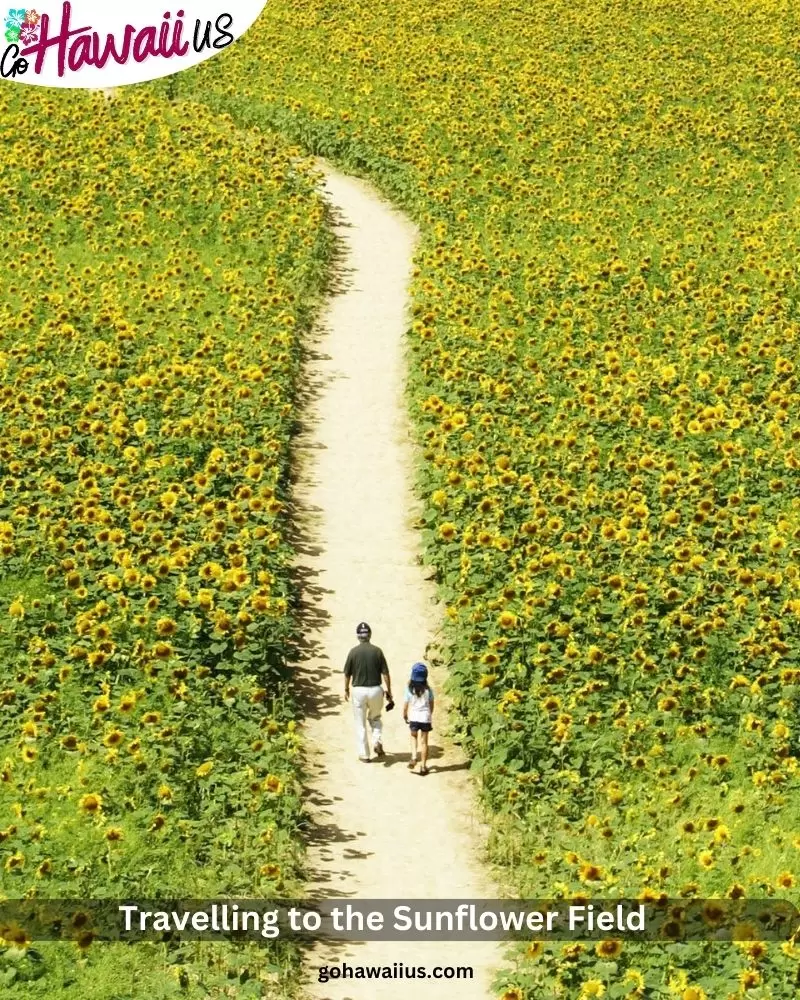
[290, 163, 502, 998]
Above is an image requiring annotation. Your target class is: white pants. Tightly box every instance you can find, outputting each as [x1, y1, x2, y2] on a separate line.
[351, 685, 384, 759]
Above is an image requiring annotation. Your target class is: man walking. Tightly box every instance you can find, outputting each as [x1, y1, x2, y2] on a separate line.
[343, 622, 393, 762]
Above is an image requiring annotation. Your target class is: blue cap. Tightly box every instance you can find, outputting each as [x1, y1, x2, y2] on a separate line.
[410, 662, 428, 682]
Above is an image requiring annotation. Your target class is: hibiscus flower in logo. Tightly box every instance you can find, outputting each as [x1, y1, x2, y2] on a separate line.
[23, 7, 38, 24]
[19, 17, 38, 43]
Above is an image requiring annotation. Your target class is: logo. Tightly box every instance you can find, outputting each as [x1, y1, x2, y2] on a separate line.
[1, 1, 268, 86]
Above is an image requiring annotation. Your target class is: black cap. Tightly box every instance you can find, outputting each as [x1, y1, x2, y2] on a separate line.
[356, 622, 371, 636]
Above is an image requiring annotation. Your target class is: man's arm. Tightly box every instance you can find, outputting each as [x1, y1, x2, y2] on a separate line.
[380, 651, 392, 699]
[343, 652, 352, 702]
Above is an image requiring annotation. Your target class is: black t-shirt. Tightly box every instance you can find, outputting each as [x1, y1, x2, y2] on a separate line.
[344, 642, 389, 687]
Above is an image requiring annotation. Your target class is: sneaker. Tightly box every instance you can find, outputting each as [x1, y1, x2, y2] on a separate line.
[374, 742, 385, 758]
[407, 758, 417, 770]
[419, 766, 429, 776]
[359, 757, 371, 763]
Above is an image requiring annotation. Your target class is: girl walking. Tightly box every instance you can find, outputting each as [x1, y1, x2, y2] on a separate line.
[403, 662, 434, 775]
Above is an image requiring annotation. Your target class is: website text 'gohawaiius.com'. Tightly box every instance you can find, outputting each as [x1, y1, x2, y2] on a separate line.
[318, 961, 474, 983]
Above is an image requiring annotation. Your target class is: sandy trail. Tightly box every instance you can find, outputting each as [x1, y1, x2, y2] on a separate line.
[290, 164, 502, 999]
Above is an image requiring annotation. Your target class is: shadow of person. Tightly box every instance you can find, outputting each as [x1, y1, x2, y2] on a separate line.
[378, 743, 450, 770]
[427, 761, 471, 774]
[376, 752, 410, 768]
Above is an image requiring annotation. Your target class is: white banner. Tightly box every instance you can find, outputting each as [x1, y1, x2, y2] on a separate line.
[1, 1, 267, 87]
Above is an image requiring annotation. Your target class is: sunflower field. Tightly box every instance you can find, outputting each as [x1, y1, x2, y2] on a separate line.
[177, 0, 799, 995]
[3, 0, 800, 996]
[0, 86, 331, 996]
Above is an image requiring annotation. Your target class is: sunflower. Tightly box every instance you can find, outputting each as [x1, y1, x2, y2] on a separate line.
[263, 774, 283, 794]
[4, 851, 24, 871]
[739, 970, 761, 990]
[595, 939, 622, 958]
[740, 939, 768, 960]
[700, 902, 725, 926]
[578, 862, 605, 882]
[78, 794, 102, 814]
[199, 562, 224, 581]
[0, 923, 30, 948]
[75, 931, 94, 951]
[156, 617, 177, 637]
[197, 588, 215, 610]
